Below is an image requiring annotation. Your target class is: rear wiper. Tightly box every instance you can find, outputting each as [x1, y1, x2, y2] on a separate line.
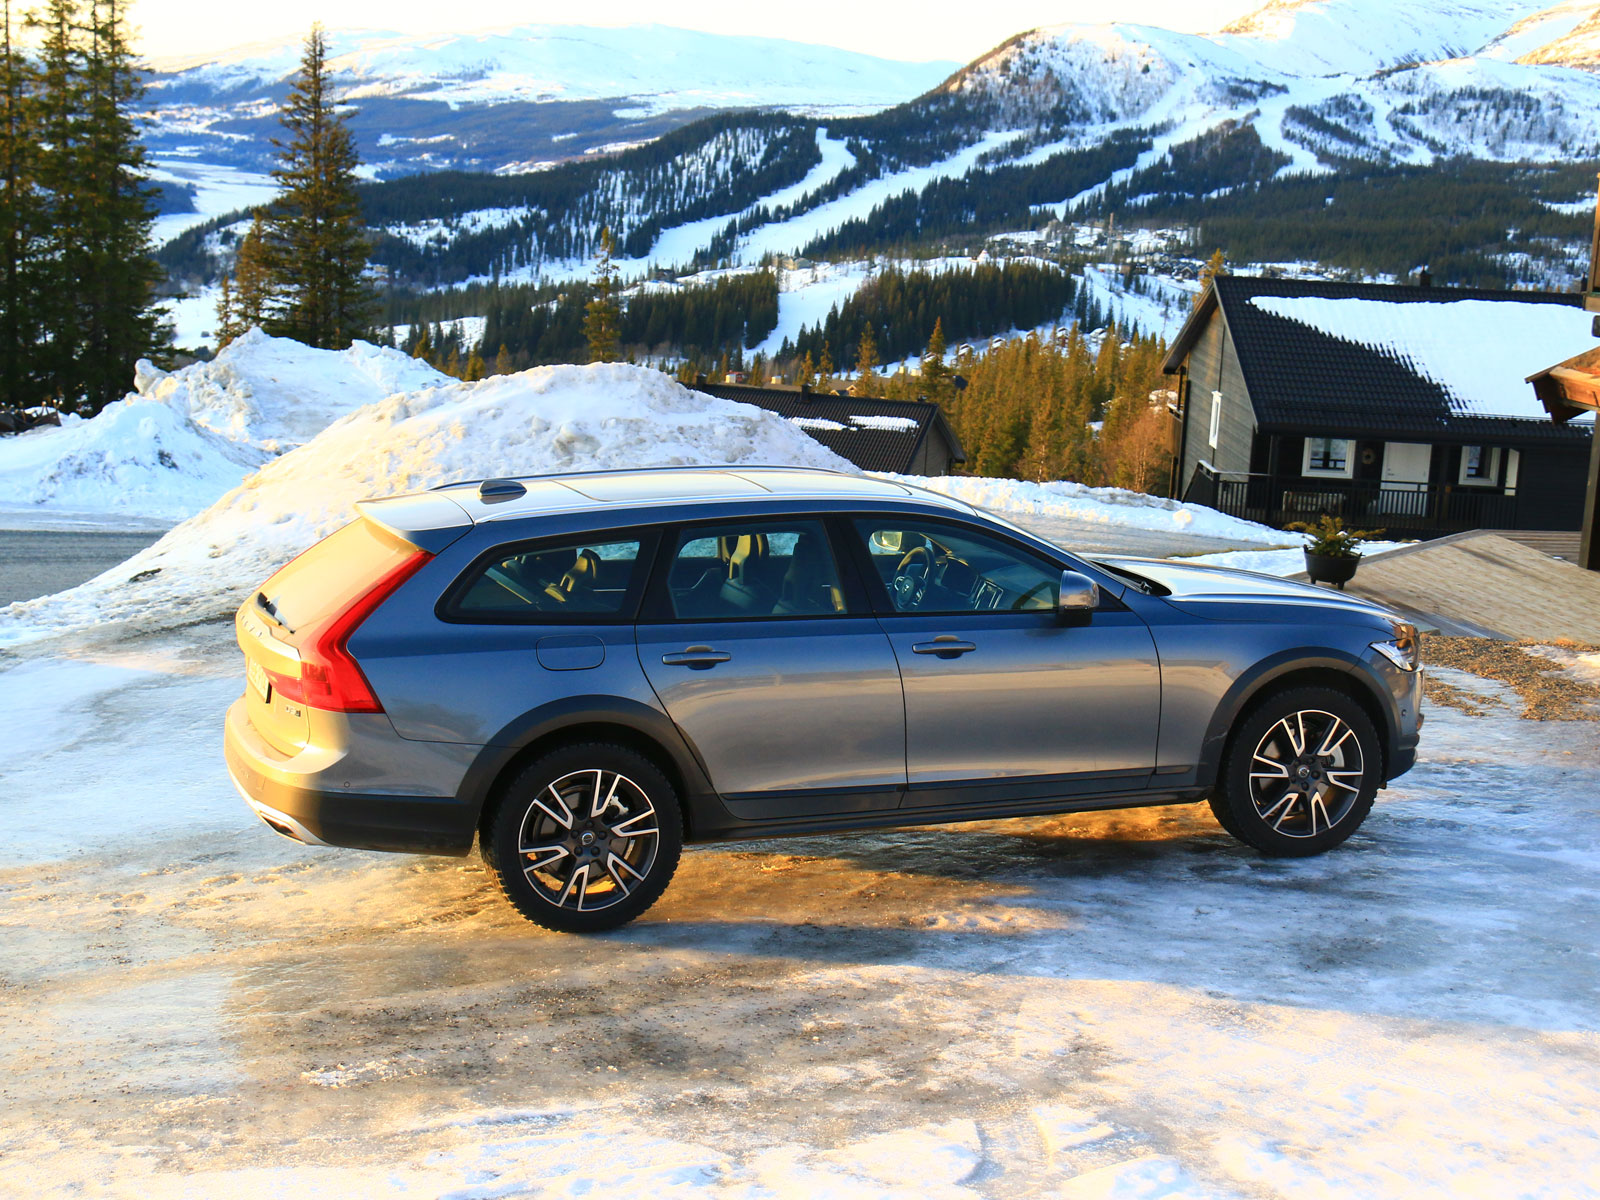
[255, 591, 294, 634]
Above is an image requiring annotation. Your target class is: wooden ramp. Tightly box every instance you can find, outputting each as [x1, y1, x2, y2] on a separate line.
[1291, 531, 1600, 641]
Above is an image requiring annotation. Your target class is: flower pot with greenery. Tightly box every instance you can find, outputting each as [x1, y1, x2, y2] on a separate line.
[1288, 514, 1383, 590]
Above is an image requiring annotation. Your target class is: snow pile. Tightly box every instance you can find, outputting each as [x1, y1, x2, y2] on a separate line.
[0, 331, 450, 523]
[0, 363, 854, 645]
[132, 328, 450, 451]
[1249, 296, 1597, 421]
[0, 395, 263, 523]
[894, 474, 1293, 544]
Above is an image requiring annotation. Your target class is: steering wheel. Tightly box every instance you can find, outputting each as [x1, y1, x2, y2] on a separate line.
[891, 546, 935, 610]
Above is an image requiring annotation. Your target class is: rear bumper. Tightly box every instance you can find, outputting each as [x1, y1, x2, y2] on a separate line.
[224, 698, 478, 856]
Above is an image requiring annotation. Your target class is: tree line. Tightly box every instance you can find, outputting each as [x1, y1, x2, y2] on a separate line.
[2, 0, 164, 415]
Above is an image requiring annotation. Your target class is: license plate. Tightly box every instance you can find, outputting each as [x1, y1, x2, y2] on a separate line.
[246, 658, 271, 702]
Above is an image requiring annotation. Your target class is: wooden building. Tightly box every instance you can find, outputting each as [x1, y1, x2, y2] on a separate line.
[1526, 182, 1600, 571]
[689, 382, 967, 476]
[1161, 275, 1595, 537]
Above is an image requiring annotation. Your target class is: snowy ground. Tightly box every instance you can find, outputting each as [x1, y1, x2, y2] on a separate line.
[3, 626, 1598, 1198]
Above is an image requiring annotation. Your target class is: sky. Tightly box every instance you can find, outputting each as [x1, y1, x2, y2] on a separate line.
[127, 0, 1265, 63]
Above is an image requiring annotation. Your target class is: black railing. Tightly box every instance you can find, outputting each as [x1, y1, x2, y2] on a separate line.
[1186, 467, 1519, 536]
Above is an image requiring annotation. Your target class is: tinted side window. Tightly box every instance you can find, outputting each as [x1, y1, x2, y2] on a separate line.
[666, 520, 847, 620]
[853, 519, 1060, 614]
[454, 537, 644, 619]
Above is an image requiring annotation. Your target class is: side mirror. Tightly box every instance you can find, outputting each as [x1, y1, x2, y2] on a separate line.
[1057, 570, 1099, 625]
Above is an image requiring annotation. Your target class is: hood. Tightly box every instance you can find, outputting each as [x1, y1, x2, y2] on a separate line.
[1093, 556, 1400, 625]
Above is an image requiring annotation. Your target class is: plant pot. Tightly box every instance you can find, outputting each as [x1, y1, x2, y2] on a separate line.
[1304, 550, 1360, 590]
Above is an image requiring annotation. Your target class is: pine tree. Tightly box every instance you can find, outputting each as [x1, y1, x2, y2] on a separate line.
[494, 343, 512, 375]
[262, 24, 373, 349]
[465, 347, 485, 381]
[584, 225, 620, 363]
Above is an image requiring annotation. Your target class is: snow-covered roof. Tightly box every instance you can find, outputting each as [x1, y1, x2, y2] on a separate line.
[1248, 295, 1597, 422]
[1165, 275, 1595, 439]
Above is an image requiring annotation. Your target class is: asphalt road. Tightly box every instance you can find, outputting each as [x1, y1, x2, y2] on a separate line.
[0, 529, 165, 606]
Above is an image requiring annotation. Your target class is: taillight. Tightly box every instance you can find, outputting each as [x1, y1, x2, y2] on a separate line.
[267, 550, 433, 713]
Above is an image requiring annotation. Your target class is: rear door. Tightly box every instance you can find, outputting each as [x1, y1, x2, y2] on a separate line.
[847, 516, 1161, 808]
[635, 516, 906, 818]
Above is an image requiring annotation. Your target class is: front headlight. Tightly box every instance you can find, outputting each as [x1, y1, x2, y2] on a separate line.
[1372, 622, 1419, 671]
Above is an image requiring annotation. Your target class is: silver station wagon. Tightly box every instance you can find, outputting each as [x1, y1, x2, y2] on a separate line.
[225, 467, 1422, 932]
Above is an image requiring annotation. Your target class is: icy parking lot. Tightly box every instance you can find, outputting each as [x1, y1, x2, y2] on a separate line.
[2, 625, 1598, 1199]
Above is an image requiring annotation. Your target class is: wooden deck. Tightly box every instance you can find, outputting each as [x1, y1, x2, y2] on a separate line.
[1291, 531, 1600, 641]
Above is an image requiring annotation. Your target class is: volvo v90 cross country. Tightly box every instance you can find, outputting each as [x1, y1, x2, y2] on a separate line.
[225, 467, 1422, 932]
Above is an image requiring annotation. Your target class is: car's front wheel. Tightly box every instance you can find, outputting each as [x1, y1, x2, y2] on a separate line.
[1210, 686, 1381, 856]
[483, 743, 683, 932]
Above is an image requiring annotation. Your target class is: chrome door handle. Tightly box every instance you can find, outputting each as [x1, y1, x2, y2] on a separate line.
[911, 637, 976, 658]
[661, 646, 731, 669]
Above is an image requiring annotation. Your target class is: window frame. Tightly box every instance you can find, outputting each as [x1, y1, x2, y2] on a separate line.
[435, 525, 662, 626]
[637, 514, 870, 625]
[842, 512, 1120, 620]
[1208, 390, 1222, 449]
[1302, 436, 1355, 479]
[1457, 444, 1502, 487]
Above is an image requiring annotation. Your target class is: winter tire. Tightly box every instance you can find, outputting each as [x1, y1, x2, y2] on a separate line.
[1210, 686, 1381, 857]
[484, 743, 683, 933]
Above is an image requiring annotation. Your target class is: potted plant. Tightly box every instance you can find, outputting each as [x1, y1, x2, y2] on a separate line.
[1288, 514, 1383, 590]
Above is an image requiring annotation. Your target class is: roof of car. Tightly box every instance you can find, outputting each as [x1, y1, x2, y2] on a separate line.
[367, 466, 976, 536]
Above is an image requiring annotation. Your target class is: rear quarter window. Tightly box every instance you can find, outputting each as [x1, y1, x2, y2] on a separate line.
[446, 537, 647, 621]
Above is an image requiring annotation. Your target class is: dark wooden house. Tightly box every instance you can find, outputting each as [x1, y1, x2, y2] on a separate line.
[1161, 275, 1595, 536]
[690, 382, 967, 476]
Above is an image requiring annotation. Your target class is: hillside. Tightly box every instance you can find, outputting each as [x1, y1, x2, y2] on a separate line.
[155, 1, 1600, 356]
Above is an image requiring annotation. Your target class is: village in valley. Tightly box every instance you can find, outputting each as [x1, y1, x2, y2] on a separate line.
[2, 0, 1600, 1196]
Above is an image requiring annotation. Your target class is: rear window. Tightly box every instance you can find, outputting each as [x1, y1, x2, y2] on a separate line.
[257, 519, 416, 637]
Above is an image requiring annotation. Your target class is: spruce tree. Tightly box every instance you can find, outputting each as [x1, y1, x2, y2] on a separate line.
[263, 24, 373, 349]
[584, 225, 620, 363]
[0, 0, 44, 410]
[1194, 249, 1226, 308]
[232, 216, 273, 333]
[855, 323, 880, 396]
[76, 0, 165, 410]
[494, 343, 512, 375]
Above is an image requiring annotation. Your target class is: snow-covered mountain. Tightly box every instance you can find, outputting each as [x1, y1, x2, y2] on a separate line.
[142, 24, 955, 176]
[154, 0, 1600, 310]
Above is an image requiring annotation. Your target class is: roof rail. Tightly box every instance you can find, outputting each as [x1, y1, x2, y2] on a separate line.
[429, 463, 852, 491]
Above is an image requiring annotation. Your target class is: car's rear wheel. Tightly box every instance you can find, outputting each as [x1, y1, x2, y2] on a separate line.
[483, 743, 683, 933]
[1210, 686, 1381, 857]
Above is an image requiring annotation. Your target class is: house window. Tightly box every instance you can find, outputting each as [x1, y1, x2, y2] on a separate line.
[1208, 390, 1221, 449]
[1302, 437, 1354, 478]
[1458, 445, 1501, 486]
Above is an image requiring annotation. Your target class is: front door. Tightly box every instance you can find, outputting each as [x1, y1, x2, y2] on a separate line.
[848, 517, 1161, 809]
[636, 517, 906, 818]
[1379, 442, 1432, 516]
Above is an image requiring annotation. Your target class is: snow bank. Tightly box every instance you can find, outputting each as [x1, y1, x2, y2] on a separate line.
[0, 363, 854, 645]
[0, 330, 450, 523]
[894, 474, 1294, 544]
